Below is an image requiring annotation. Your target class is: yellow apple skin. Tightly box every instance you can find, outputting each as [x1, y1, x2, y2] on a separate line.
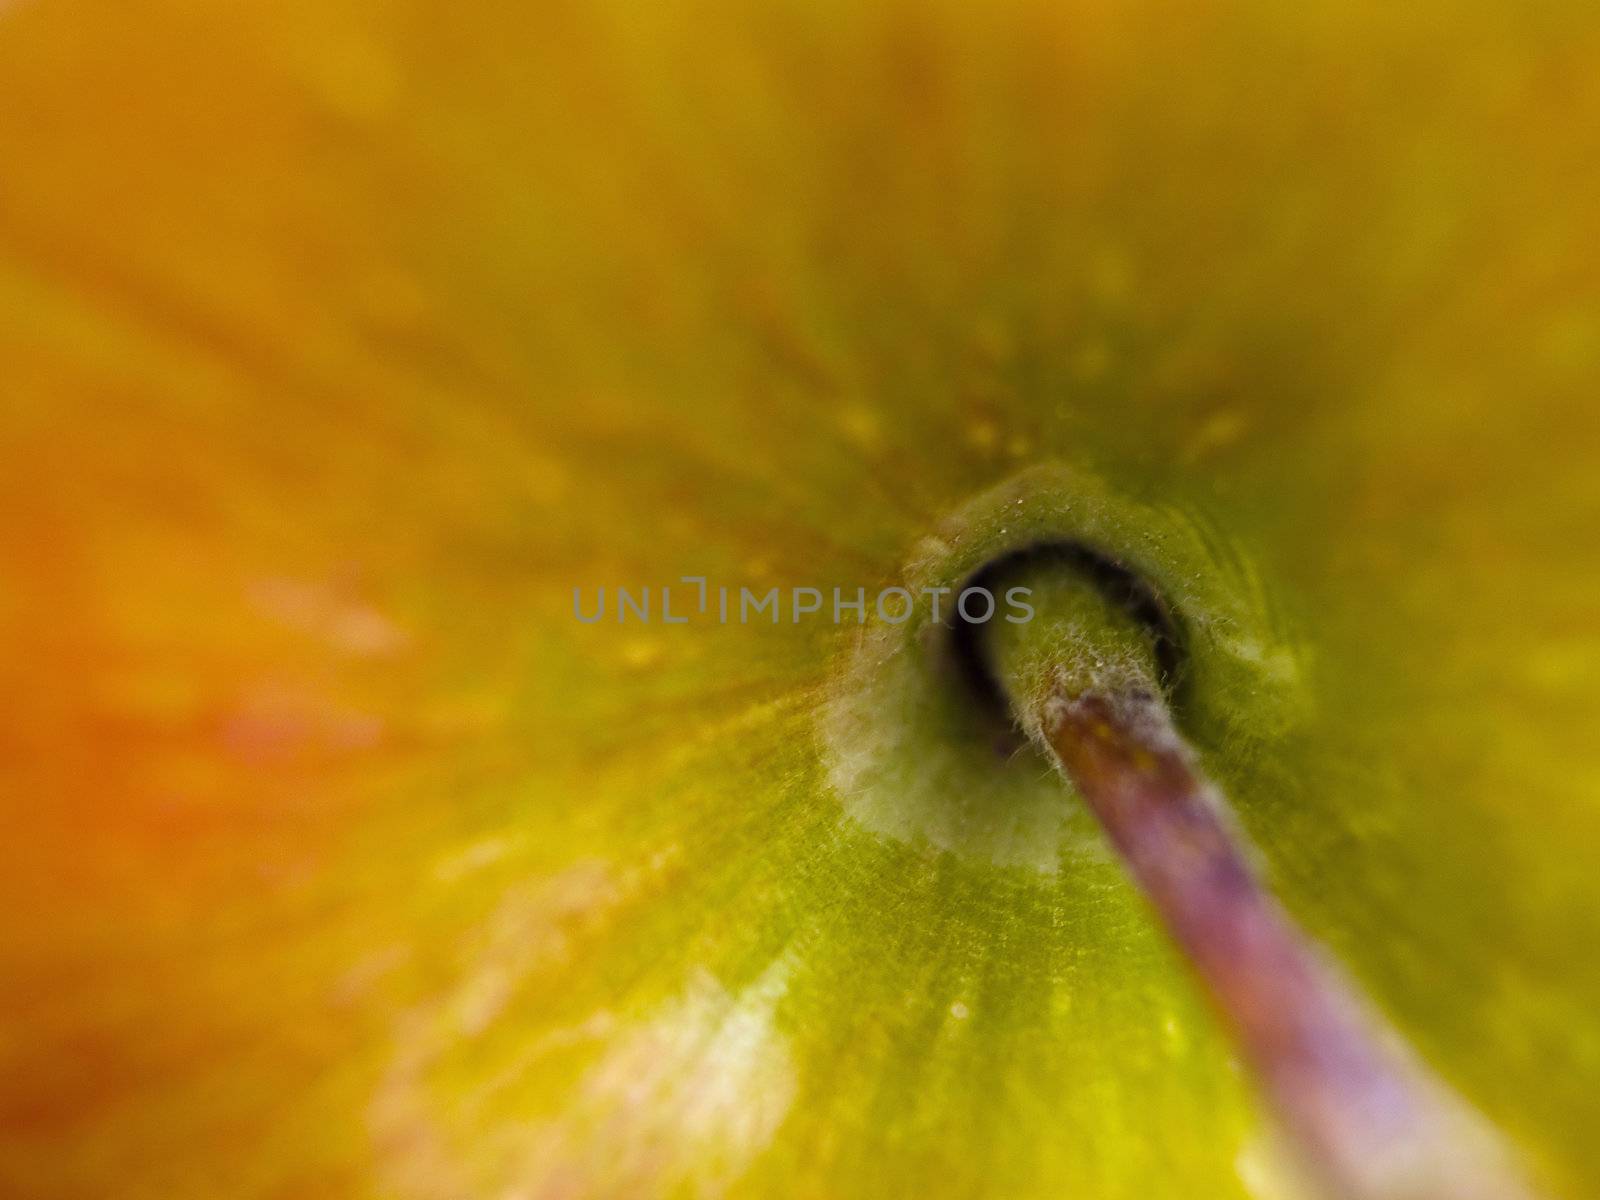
[1, 2, 1598, 1199]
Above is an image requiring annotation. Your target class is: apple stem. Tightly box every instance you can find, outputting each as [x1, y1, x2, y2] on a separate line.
[980, 564, 1536, 1200]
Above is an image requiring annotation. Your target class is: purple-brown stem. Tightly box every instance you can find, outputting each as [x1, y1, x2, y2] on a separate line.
[1035, 687, 1530, 1200]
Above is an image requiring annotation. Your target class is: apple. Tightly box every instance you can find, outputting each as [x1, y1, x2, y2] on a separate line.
[1, 1, 1597, 1199]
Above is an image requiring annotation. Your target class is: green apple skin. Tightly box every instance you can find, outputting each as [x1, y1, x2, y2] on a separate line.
[1, 2, 1598, 1199]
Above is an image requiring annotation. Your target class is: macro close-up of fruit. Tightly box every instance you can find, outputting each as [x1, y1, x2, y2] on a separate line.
[3, 1, 1599, 1198]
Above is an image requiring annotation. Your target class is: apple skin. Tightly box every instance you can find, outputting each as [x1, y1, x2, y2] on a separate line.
[1, 2, 1598, 1199]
